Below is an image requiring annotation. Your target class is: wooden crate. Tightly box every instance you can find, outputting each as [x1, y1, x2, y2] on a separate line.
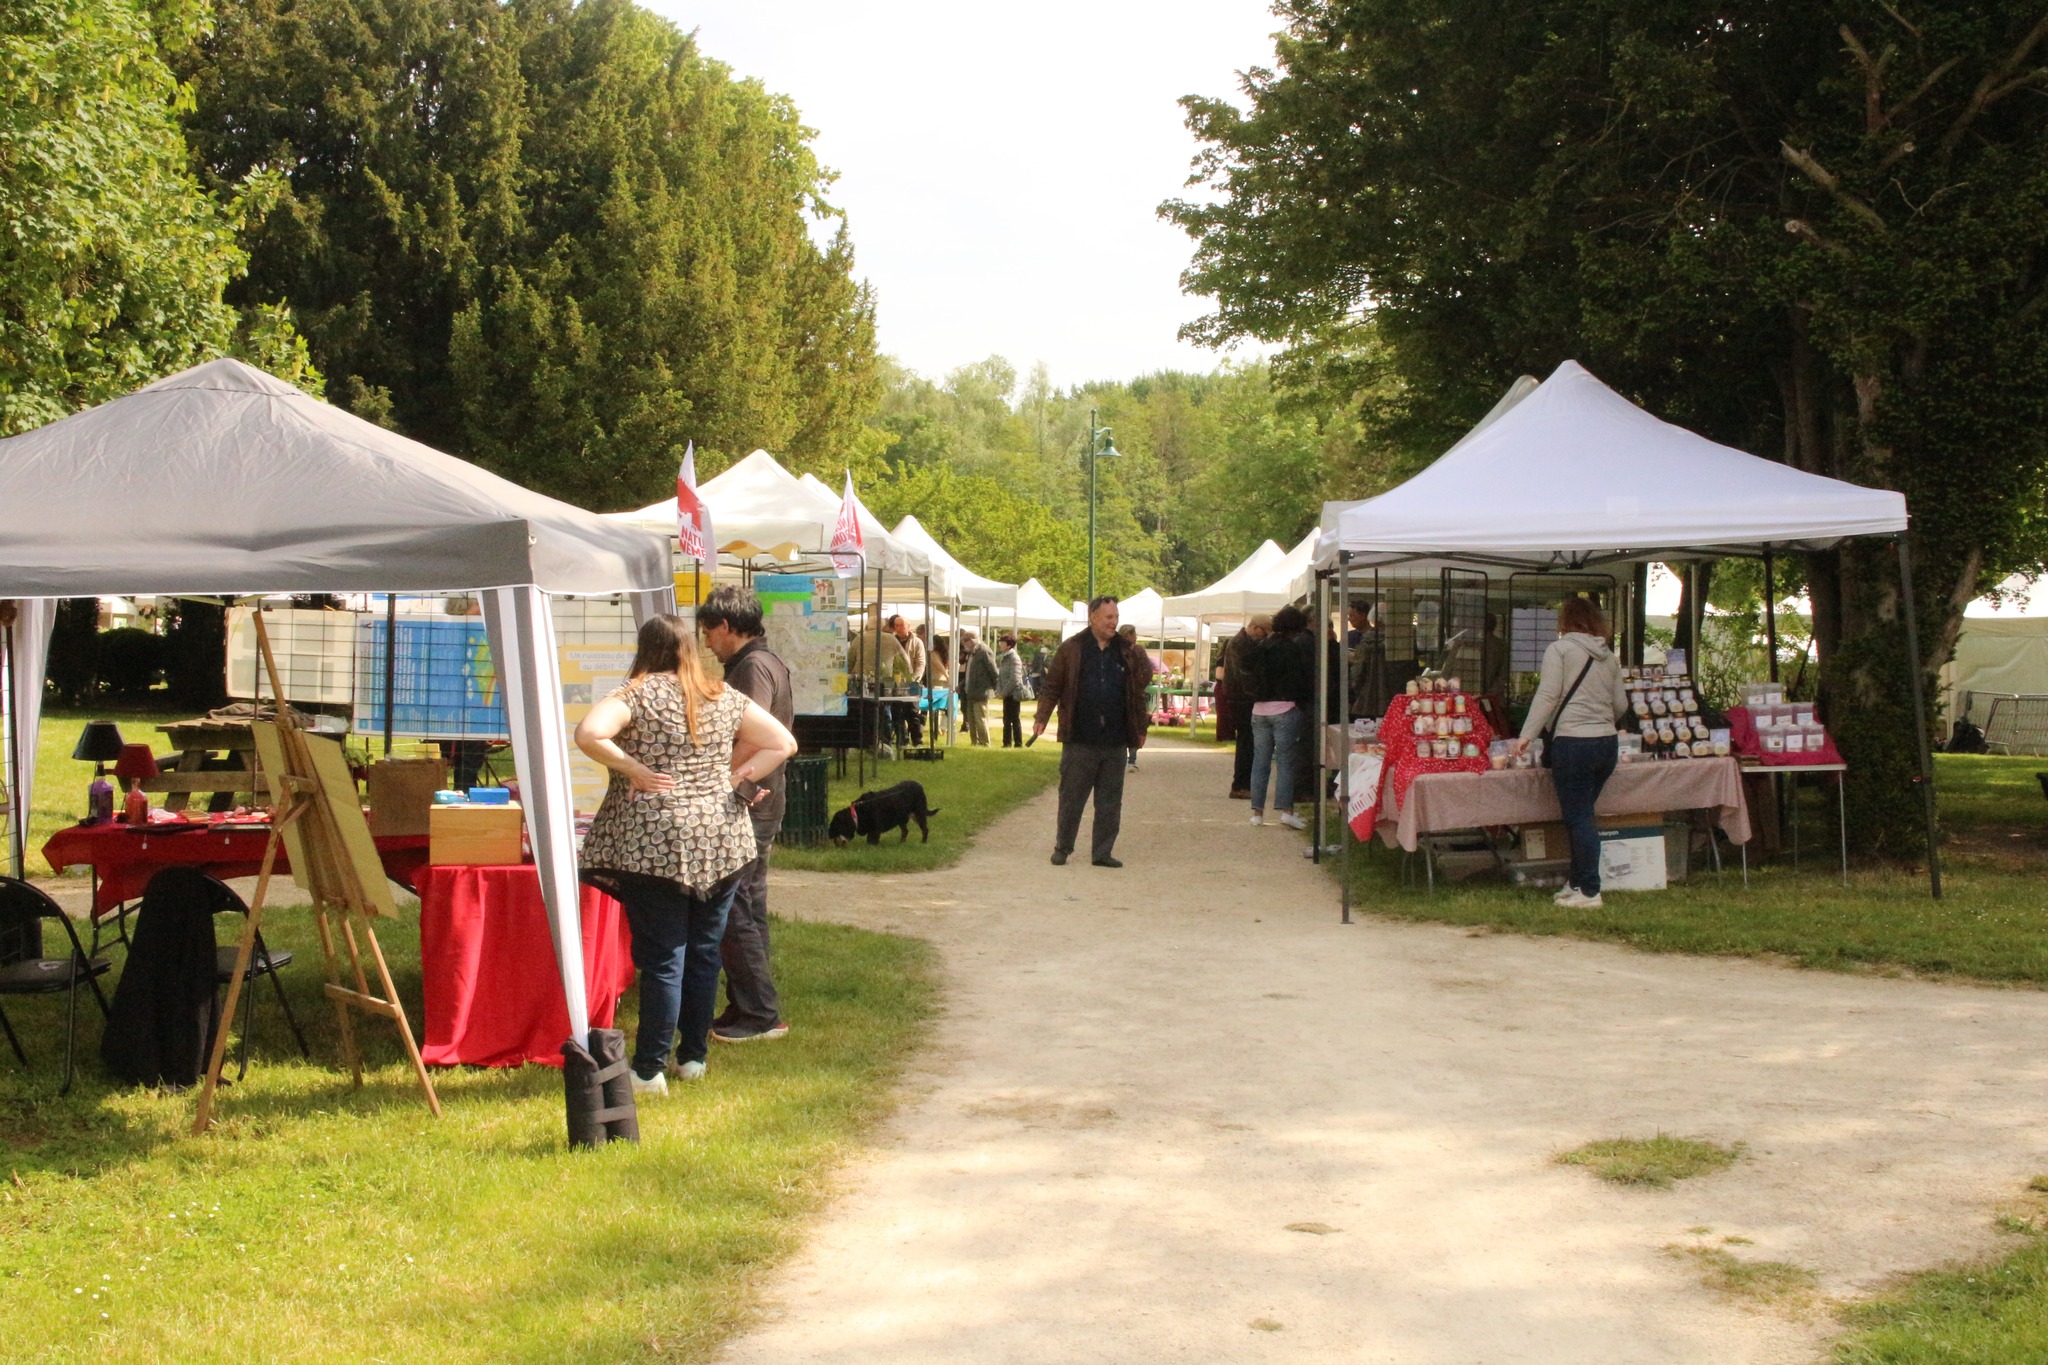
[428, 803, 525, 866]
[366, 758, 446, 837]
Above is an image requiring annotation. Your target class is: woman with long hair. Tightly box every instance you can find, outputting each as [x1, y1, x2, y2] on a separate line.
[575, 614, 797, 1094]
[1513, 597, 1630, 908]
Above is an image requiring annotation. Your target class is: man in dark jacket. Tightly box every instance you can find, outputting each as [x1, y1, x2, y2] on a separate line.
[699, 586, 794, 1043]
[1220, 615, 1270, 798]
[1032, 595, 1153, 867]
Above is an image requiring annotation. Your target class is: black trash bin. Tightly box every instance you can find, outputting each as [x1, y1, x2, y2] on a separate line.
[781, 755, 830, 847]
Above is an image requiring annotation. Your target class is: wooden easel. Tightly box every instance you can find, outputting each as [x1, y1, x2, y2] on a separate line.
[192, 610, 440, 1134]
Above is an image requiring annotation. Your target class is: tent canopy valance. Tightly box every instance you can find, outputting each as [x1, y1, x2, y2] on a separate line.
[0, 357, 674, 1096]
[1312, 360, 1907, 576]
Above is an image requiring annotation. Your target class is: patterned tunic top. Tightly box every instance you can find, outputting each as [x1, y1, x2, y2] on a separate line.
[579, 675, 756, 894]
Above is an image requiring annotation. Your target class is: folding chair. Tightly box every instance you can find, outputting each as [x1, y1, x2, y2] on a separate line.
[149, 869, 310, 1080]
[0, 877, 114, 1094]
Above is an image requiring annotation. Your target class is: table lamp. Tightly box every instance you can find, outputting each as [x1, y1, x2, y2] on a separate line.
[113, 744, 160, 825]
[73, 721, 125, 824]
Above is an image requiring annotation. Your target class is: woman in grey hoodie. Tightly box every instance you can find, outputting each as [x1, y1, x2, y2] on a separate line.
[1513, 597, 1630, 907]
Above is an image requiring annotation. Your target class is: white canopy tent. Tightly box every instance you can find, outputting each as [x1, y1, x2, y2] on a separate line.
[1162, 540, 1285, 623]
[791, 473, 939, 594]
[1008, 578, 1071, 633]
[1306, 359, 1931, 908]
[890, 515, 1016, 610]
[0, 358, 672, 1064]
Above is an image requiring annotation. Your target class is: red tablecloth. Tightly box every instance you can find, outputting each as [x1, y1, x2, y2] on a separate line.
[414, 864, 636, 1068]
[1725, 705, 1845, 766]
[42, 821, 431, 914]
[1380, 693, 1495, 808]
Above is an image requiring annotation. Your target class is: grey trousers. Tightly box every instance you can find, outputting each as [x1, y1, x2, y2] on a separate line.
[716, 816, 782, 1029]
[1055, 742, 1127, 861]
[963, 696, 990, 745]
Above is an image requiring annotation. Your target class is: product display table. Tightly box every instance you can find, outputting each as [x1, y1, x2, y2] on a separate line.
[1375, 757, 1752, 853]
[43, 820, 430, 916]
[413, 864, 635, 1068]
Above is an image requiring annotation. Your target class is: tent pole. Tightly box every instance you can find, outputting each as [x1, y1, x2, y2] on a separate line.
[1763, 549, 1779, 683]
[382, 592, 397, 757]
[3, 616, 20, 880]
[922, 574, 934, 754]
[1337, 565, 1352, 922]
[1895, 535, 1942, 899]
[1312, 584, 1326, 867]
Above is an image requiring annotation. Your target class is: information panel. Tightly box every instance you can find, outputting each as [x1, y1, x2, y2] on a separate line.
[353, 617, 508, 741]
[756, 573, 849, 716]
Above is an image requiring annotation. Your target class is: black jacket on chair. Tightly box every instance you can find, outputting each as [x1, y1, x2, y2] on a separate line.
[101, 869, 221, 1087]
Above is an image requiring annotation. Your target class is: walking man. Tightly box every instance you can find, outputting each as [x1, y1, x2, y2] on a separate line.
[995, 631, 1028, 747]
[959, 628, 998, 746]
[1033, 595, 1153, 868]
[698, 586, 792, 1043]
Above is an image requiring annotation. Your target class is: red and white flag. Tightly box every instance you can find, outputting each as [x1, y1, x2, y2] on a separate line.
[675, 442, 714, 563]
[830, 471, 864, 577]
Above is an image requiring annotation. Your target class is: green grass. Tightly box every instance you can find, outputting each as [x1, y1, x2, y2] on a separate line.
[0, 902, 937, 1364]
[1556, 1134, 1744, 1188]
[774, 741, 1063, 874]
[1833, 1234, 2048, 1362]
[1336, 753, 2048, 984]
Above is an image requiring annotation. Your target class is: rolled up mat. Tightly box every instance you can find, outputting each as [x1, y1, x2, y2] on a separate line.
[589, 1026, 639, 1144]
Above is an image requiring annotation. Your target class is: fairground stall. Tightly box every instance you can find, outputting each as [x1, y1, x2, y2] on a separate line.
[0, 359, 673, 1136]
[1307, 361, 1928, 919]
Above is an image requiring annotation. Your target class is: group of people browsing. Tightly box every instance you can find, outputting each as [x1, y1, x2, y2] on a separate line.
[573, 587, 800, 1097]
[1218, 606, 1318, 831]
[952, 628, 1034, 748]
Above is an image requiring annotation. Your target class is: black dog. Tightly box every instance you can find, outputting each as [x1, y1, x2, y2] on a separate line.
[829, 781, 941, 846]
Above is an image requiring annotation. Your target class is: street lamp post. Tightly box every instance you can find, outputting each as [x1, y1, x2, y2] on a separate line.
[1085, 406, 1121, 601]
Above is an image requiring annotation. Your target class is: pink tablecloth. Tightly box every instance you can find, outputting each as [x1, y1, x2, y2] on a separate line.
[1377, 757, 1752, 852]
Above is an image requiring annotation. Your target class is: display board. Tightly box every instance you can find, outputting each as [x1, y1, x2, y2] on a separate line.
[353, 616, 509, 740]
[756, 572, 849, 715]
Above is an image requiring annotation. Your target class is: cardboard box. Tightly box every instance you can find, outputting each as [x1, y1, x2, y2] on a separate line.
[429, 802, 525, 865]
[365, 757, 446, 837]
[1598, 813, 1668, 891]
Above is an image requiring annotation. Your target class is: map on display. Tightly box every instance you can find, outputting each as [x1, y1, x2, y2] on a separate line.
[755, 573, 849, 715]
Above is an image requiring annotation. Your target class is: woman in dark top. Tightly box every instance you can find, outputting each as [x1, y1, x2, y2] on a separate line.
[1247, 605, 1316, 830]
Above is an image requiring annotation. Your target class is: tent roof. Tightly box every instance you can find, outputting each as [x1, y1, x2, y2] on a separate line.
[610, 449, 833, 564]
[891, 515, 1017, 609]
[1166, 532, 1318, 621]
[1316, 360, 1908, 573]
[791, 474, 938, 589]
[1065, 587, 1198, 640]
[1008, 578, 1070, 631]
[0, 358, 669, 597]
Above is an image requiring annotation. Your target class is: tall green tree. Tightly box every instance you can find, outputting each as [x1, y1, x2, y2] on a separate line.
[0, 0, 310, 434]
[1168, 1, 2048, 851]
[174, 0, 880, 508]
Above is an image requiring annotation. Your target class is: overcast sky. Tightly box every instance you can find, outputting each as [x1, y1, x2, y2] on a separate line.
[646, 1, 1284, 391]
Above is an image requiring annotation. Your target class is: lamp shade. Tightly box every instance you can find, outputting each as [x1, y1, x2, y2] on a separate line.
[72, 721, 126, 764]
[113, 744, 160, 781]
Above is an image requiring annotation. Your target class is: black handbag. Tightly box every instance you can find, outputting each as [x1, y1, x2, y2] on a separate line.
[1538, 657, 1598, 769]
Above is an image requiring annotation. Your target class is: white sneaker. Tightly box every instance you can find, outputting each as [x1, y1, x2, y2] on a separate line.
[631, 1069, 668, 1097]
[1249, 812, 1264, 827]
[670, 1059, 707, 1082]
[1552, 884, 1579, 904]
[1277, 812, 1306, 831]
[1555, 888, 1604, 909]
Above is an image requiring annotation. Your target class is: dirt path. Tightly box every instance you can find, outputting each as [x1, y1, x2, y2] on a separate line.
[725, 740, 2048, 1364]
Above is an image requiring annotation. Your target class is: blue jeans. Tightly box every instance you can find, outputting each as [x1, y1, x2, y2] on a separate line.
[1550, 735, 1619, 895]
[1249, 706, 1303, 812]
[616, 874, 740, 1077]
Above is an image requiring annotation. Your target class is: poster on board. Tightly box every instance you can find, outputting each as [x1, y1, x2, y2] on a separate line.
[559, 645, 636, 815]
[755, 573, 849, 715]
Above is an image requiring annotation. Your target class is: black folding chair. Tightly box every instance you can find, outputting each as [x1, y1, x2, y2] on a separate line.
[0, 877, 114, 1094]
[183, 872, 310, 1079]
